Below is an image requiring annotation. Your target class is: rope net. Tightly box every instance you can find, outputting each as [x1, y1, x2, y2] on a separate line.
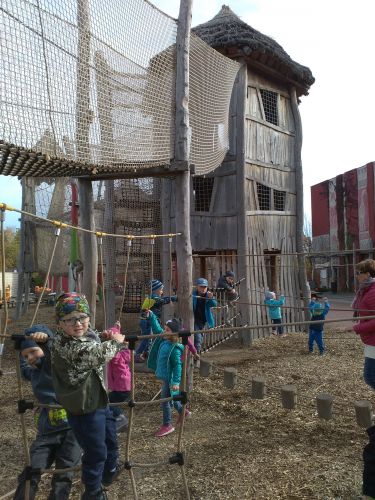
[0, 0, 240, 177]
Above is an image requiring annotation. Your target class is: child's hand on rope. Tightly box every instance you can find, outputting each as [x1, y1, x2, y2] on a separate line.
[29, 332, 48, 343]
[193, 353, 200, 361]
[171, 384, 179, 392]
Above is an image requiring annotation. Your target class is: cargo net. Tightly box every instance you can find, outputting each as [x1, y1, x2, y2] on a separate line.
[0, 0, 240, 177]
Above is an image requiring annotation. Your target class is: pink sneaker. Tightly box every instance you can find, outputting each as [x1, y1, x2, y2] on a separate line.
[155, 424, 175, 437]
[176, 409, 191, 425]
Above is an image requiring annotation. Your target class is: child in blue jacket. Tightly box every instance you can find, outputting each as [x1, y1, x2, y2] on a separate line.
[135, 279, 177, 362]
[265, 291, 286, 336]
[308, 296, 330, 355]
[147, 311, 191, 437]
[14, 325, 81, 500]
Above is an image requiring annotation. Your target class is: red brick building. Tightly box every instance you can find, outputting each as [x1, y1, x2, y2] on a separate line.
[311, 162, 375, 292]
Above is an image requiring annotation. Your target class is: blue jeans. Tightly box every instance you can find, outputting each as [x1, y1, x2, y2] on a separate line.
[160, 379, 182, 426]
[308, 328, 324, 353]
[271, 318, 283, 335]
[68, 407, 118, 493]
[135, 318, 152, 357]
[364, 357, 375, 390]
[194, 322, 205, 353]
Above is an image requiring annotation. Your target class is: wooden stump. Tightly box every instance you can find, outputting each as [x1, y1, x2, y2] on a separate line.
[354, 400, 373, 428]
[251, 377, 266, 399]
[316, 393, 333, 420]
[224, 367, 237, 389]
[199, 359, 213, 377]
[281, 385, 297, 409]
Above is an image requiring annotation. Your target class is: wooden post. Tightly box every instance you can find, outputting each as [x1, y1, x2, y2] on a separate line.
[251, 376, 266, 399]
[161, 178, 173, 322]
[199, 359, 213, 377]
[281, 384, 297, 409]
[235, 64, 252, 347]
[76, 0, 97, 322]
[316, 393, 333, 420]
[352, 243, 356, 293]
[354, 400, 373, 428]
[95, 51, 116, 327]
[174, 0, 194, 391]
[223, 367, 237, 389]
[290, 87, 310, 330]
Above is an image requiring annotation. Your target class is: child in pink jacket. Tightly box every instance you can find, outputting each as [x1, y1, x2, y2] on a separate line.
[106, 323, 131, 432]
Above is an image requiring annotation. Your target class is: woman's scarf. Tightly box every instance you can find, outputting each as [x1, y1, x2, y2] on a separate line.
[351, 277, 375, 312]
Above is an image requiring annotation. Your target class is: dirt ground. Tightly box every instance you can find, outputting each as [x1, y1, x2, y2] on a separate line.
[0, 303, 373, 500]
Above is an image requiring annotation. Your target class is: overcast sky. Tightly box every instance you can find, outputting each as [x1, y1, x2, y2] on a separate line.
[2, 0, 374, 228]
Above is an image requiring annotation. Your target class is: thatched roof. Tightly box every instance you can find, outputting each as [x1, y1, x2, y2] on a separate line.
[193, 5, 314, 94]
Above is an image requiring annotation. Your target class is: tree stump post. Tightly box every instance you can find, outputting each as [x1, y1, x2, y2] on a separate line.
[251, 377, 266, 399]
[200, 359, 213, 378]
[281, 385, 297, 409]
[316, 393, 333, 420]
[355, 400, 373, 428]
[224, 367, 237, 389]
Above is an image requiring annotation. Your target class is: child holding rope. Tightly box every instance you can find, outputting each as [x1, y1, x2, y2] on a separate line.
[308, 294, 330, 355]
[264, 291, 286, 336]
[147, 310, 196, 437]
[193, 278, 217, 353]
[107, 322, 131, 433]
[14, 325, 81, 500]
[135, 279, 177, 362]
[51, 293, 126, 500]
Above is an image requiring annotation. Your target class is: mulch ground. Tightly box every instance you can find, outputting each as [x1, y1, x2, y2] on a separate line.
[0, 305, 373, 499]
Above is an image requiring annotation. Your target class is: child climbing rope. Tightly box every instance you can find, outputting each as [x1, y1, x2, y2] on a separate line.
[51, 292, 126, 500]
[14, 324, 81, 500]
[193, 278, 217, 354]
[146, 310, 196, 437]
[135, 279, 177, 362]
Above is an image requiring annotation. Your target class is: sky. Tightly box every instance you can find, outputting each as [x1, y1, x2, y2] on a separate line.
[2, 0, 375, 228]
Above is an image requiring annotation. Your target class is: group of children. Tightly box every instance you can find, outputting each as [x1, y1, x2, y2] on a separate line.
[264, 289, 331, 354]
[16, 274, 222, 499]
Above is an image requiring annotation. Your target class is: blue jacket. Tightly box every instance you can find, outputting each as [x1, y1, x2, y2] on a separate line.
[147, 312, 183, 388]
[20, 327, 70, 435]
[265, 296, 285, 320]
[192, 290, 217, 328]
[150, 294, 177, 319]
[309, 301, 330, 332]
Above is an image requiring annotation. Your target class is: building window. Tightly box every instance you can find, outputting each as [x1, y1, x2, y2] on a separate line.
[257, 183, 271, 210]
[257, 183, 286, 211]
[260, 89, 278, 126]
[273, 189, 286, 211]
[192, 176, 214, 212]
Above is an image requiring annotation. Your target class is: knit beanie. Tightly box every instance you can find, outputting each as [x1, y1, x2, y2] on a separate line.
[24, 324, 53, 337]
[265, 291, 275, 300]
[165, 318, 181, 333]
[150, 279, 163, 292]
[20, 338, 39, 352]
[55, 292, 91, 321]
[225, 271, 235, 278]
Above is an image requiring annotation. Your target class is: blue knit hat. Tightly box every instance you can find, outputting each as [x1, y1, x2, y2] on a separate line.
[150, 279, 163, 292]
[24, 324, 53, 337]
[225, 271, 235, 278]
[20, 338, 39, 352]
[196, 278, 208, 287]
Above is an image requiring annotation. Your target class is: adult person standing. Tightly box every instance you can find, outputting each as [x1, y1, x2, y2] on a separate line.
[350, 259, 375, 500]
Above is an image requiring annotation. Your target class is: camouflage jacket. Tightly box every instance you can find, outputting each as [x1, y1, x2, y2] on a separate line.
[51, 331, 121, 415]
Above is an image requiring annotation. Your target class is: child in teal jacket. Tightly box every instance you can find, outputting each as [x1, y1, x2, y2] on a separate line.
[265, 291, 286, 336]
[147, 311, 191, 437]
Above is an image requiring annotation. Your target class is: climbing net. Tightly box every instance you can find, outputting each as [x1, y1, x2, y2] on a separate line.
[0, 0, 240, 177]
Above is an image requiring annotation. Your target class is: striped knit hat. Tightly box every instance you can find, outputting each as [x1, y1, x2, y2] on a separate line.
[150, 279, 163, 292]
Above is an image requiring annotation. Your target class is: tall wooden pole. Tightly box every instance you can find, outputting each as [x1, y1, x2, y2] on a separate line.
[76, 0, 97, 322]
[290, 87, 310, 326]
[174, 0, 193, 331]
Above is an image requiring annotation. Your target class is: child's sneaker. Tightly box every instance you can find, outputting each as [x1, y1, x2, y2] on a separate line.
[115, 414, 128, 433]
[155, 423, 175, 437]
[176, 409, 191, 425]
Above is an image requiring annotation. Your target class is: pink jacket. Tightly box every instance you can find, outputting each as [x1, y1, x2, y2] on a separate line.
[107, 349, 131, 392]
[353, 282, 375, 346]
